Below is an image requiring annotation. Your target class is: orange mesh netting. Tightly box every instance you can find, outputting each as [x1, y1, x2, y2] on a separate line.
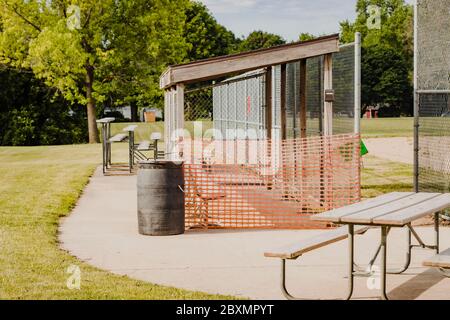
[180, 134, 361, 229]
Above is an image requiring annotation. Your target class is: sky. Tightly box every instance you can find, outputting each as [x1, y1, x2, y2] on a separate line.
[199, 0, 415, 42]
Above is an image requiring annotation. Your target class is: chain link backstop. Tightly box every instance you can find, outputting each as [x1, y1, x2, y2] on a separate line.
[178, 42, 361, 229]
[416, 0, 450, 194]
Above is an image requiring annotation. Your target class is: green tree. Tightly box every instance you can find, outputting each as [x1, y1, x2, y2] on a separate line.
[0, 0, 187, 143]
[298, 33, 316, 42]
[94, 1, 188, 122]
[362, 44, 412, 115]
[0, 66, 88, 146]
[340, 0, 413, 115]
[184, 1, 238, 61]
[238, 30, 285, 52]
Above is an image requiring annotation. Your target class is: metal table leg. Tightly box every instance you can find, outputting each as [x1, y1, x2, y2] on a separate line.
[356, 227, 412, 275]
[346, 224, 355, 300]
[380, 226, 389, 300]
[106, 123, 110, 167]
[101, 124, 107, 174]
[128, 131, 134, 173]
[434, 212, 449, 277]
[435, 212, 440, 254]
[280, 259, 307, 300]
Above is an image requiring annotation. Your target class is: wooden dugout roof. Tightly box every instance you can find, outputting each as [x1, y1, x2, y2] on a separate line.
[160, 34, 340, 89]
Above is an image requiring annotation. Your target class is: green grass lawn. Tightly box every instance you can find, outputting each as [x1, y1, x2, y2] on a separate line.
[361, 117, 413, 138]
[0, 145, 233, 299]
[362, 155, 413, 199]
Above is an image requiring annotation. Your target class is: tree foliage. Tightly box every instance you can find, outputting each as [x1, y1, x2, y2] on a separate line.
[0, 0, 188, 142]
[237, 31, 286, 52]
[298, 33, 316, 42]
[184, 1, 238, 61]
[340, 0, 413, 115]
[0, 67, 87, 146]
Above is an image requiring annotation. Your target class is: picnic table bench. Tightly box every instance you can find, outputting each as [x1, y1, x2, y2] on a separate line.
[265, 192, 450, 300]
[97, 118, 163, 174]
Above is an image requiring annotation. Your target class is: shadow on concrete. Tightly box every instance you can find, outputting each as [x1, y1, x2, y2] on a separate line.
[388, 268, 445, 300]
[184, 228, 310, 236]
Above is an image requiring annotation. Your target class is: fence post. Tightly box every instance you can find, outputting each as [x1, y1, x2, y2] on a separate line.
[280, 64, 287, 140]
[164, 85, 184, 161]
[323, 53, 334, 208]
[354, 32, 362, 201]
[413, 1, 420, 193]
[323, 54, 333, 136]
[164, 88, 172, 160]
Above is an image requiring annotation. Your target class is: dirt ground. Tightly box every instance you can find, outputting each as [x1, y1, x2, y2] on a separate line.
[364, 137, 414, 165]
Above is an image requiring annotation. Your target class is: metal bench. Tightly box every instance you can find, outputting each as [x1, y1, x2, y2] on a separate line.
[136, 141, 151, 151]
[97, 118, 164, 174]
[132, 132, 163, 162]
[264, 225, 370, 300]
[109, 133, 127, 143]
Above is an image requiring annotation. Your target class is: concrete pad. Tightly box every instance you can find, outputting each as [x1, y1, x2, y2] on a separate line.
[59, 167, 450, 300]
[364, 138, 413, 164]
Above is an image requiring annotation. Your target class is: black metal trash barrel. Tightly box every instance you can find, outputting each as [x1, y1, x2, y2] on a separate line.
[137, 161, 185, 236]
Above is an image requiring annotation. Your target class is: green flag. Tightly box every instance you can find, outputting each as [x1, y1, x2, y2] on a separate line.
[361, 140, 369, 156]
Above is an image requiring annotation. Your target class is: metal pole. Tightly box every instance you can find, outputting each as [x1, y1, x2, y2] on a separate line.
[323, 54, 333, 136]
[354, 32, 362, 202]
[435, 212, 440, 254]
[346, 224, 355, 300]
[380, 226, 389, 300]
[101, 124, 106, 174]
[129, 131, 133, 173]
[413, 0, 420, 193]
[354, 32, 361, 135]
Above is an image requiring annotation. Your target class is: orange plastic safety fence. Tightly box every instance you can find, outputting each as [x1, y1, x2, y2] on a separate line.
[180, 134, 361, 230]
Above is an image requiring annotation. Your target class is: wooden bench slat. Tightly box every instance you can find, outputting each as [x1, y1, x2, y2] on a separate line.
[373, 194, 450, 226]
[340, 193, 441, 224]
[312, 192, 414, 223]
[123, 125, 138, 132]
[264, 225, 370, 260]
[423, 248, 450, 269]
[109, 133, 127, 142]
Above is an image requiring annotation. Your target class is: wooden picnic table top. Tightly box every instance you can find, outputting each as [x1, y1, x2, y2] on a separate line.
[312, 192, 450, 227]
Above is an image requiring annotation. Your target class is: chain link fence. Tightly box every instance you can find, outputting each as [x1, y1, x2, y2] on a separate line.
[416, 0, 450, 199]
[418, 94, 450, 192]
[333, 44, 355, 134]
[179, 44, 360, 229]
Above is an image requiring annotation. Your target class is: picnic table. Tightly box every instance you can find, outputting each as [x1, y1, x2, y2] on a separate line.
[312, 192, 450, 300]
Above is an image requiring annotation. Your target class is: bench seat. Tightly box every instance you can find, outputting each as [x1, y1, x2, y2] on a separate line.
[109, 133, 127, 143]
[123, 125, 138, 132]
[136, 141, 152, 151]
[265, 225, 370, 260]
[423, 248, 450, 269]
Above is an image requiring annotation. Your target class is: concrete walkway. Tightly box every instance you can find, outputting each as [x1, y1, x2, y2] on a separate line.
[59, 167, 450, 300]
[364, 137, 414, 165]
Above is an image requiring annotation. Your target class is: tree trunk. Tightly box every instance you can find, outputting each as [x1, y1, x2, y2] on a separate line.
[130, 102, 139, 122]
[86, 65, 99, 143]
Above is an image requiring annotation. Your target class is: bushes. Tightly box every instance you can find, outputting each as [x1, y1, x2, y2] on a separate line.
[0, 69, 88, 146]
